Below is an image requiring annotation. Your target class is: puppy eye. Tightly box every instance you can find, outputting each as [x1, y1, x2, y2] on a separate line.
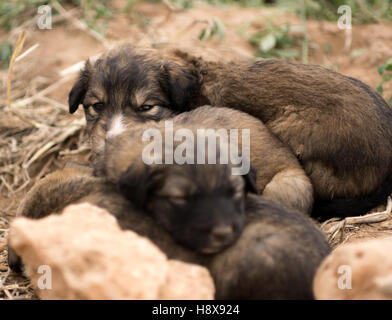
[137, 105, 154, 112]
[92, 103, 105, 113]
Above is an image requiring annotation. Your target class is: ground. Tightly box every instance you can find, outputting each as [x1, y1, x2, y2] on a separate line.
[1, 1, 392, 299]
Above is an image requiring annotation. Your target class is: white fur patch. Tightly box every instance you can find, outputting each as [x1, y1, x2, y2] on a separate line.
[106, 114, 126, 138]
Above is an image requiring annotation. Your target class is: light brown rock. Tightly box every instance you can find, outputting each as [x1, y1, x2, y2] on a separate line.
[313, 238, 392, 300]
[161, 260, 215, 300]
[9, 203, 215, 300]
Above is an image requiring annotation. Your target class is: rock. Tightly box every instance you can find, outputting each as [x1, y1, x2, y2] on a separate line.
[161, 260, 214, 300]
[9, 203, 215, 300]
[313, 238, 392, 300]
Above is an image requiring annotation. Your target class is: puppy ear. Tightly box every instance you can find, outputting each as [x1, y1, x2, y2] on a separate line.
[243, 166, 258, 194]
[171, 49, 205, 72]
[68, 60, 91, 114]
[118, 164, 163, 209]
[160, 61, 200, 111]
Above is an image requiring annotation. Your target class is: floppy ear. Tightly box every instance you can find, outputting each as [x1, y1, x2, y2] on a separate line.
[118, 164, 163, 209]
[68, 61, 91, 114]
[243, 166, 258, 194]
[160, 61, 200, 111]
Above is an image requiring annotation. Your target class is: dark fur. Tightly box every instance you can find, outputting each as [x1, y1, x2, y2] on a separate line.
[96, 114, 260, 253]
[8, 166, 330, 299]
[68, 47, 313, 213]
[172, 52, 392, 219]
[119, 163, 249, 254]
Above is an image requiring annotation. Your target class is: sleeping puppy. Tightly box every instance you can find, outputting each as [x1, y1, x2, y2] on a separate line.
[172, 51, 392, 219]
[8, 165, 330, 299]
[67, 46, 313, 213]
[68, 44, 392, 219]
[94, 105, 313, 214]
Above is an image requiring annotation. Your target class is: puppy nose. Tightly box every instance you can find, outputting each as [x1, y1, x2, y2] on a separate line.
[210, 225, 234, 243]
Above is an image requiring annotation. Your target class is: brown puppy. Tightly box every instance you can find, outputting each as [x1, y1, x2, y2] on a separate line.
[67, 46, 313, 213]
[68, 45, 205, 164]
[68, 45, 392, 219]
[8, 165, 330, 299]
[174, 53, 392, 219]
[96, 105, 313, 214]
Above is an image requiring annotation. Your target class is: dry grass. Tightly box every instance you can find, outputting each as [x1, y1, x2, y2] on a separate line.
[0, 25, 91, 301]
[320, 199, 392, 249]
[1, 1, 392, 300]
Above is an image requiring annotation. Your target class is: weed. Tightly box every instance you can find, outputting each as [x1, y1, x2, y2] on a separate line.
[0, 41, 13, 69]
[377, 58, 392, 105]
[199, 18, 226, 40]
[248, 21, 300, 59]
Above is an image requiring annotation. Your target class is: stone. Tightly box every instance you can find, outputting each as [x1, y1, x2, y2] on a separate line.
[9, 203, 215, 300]
[313, 238, 392, 300]
[161, 260, 214, 300]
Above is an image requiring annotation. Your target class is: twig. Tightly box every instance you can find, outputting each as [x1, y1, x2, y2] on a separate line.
[162, 0, 183, 12]
[7, 31, 26, 111]
[15, 44, 39, 63]
[0, 176, 15, 195]
[322, 197, 392, 242]
[11, 74, 74, 109]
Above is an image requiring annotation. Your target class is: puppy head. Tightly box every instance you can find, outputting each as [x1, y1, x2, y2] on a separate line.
[119, 162, 257, 254]
[68, 45, 200, 156]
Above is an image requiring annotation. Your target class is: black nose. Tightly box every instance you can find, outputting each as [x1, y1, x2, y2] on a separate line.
[210, 225, 234, 243]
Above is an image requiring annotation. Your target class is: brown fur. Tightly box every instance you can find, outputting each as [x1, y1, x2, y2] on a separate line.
[67, 46, 313, 213]
[68, 45, 392, 218]
[97, 105, 313, 214]
[170, 51, 392, 218]
[8, 166, 330, 299]
[68, 45, 206, 164]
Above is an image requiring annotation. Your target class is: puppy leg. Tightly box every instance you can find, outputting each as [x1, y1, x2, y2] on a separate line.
[261, 168, 313, 214]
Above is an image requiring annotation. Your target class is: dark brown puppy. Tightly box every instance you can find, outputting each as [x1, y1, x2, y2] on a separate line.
[67, 46, 313, 213]
[174, 53, 392, 219]
[96, 105, 313, 214]
[8, 166, 330, 299]
[68, 45, 206, 167]
[68, 45, 392, 219]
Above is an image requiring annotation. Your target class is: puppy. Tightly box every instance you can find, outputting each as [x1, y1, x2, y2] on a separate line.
[68, 45, 206, 164]
[67, 46, 313, 214]
[173, 52, 392, 219]
[95, 105, 313, 214]
[8, 165, 330, 299]
[69, 44, 392, 219]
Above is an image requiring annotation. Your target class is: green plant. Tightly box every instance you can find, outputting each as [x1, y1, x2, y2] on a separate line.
[0, 0, 115, 34]
[0, 41, 13, 69]
[79, 0, 114, 35]
[169, 0, 194, 8]
[248, 22, 300, 59]
[206, 0, 267, 6]
[376, 58, 392, 105]
[199, 18, 226, 40]
[0, 0, 50, 30]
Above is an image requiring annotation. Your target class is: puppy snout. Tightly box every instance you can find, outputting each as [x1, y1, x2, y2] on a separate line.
[210, 225, 235, 243]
